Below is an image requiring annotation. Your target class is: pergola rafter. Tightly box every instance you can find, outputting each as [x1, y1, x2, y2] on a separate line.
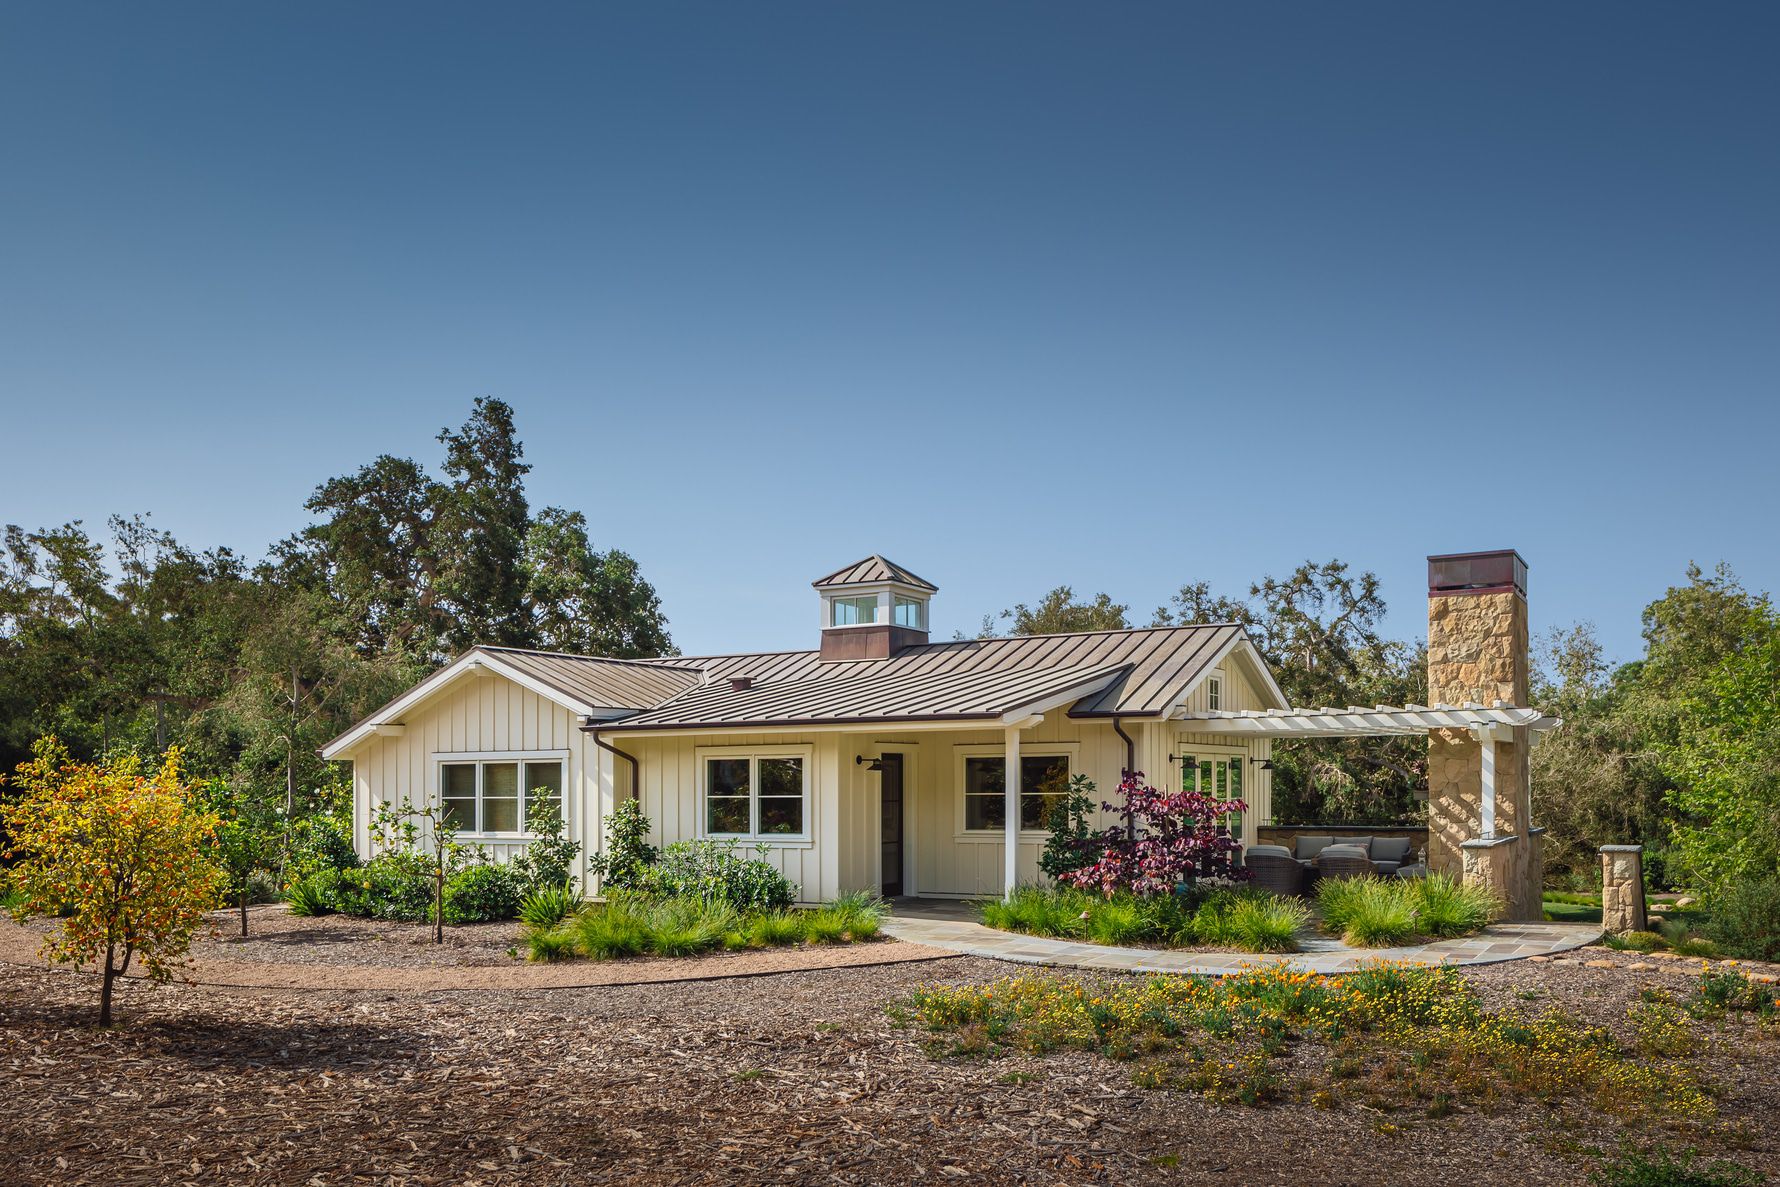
[1174, 702, 1560, 738]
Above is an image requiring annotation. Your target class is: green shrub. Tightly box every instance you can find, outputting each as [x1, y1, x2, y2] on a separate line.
[1085, 898, 1148, 946]
[585, 799, 659, 892]
[983, 885, 1092, 938]
[738, 910, 807, 948]
[826, 891, 884, 941]
[1318, 877, 1417, 947]
[285, 803, 359, 884]
[523, 924, 579, 962]
[1411, 873, 1496, 937]
[443, 863, 527, 924]
[1228, 894, 1309, 952]
[642, 839, 798, 911]
[352, 850, 437, 921]
[1591, 1143, 1762, 1187]
[285, 872, 336, 917]
[511, 800, 581, 891]
[571, 897, 653, 959]
[1618, 930, 1667, 953]
[1704, 876, 1780, 962]
[519, 882, 582, 929]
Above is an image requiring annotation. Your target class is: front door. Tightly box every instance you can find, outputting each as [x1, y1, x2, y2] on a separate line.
[879, 753, 904, 897]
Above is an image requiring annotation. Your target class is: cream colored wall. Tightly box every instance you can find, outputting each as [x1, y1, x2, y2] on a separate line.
[347, 671, 604, 886]
[345, 658, 1279, 904]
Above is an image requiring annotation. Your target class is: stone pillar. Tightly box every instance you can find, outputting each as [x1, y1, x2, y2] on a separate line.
[1600, 845, 1648, 934]
[1459, 836, 1516, 922]
[1426, 550, 1541, 921]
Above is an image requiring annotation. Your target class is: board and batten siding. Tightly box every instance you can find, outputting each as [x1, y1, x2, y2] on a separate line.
[349, 672, 606, 885]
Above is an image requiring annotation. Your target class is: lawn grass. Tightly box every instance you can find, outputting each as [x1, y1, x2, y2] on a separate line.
[979, 885, 1310, 954]
[1544, 896, 1604, 924]
[525, 890, 883, 962]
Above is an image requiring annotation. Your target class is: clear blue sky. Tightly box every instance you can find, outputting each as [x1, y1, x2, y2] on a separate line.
[3, 3, 1776, 664]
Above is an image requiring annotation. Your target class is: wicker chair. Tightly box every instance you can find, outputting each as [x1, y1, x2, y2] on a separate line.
[1242, 845, 1306, 896]
[1314, 844, 1376, 882]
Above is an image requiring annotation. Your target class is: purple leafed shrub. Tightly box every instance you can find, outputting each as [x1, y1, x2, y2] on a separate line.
[1060, 770, 1248, 898]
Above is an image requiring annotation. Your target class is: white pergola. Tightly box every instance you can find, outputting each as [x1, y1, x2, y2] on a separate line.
[1175, 702, 1562, 839]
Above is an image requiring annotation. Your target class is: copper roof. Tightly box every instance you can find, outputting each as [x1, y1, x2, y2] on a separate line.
[810, 555, 938, 591]
[611, 623, 1250, 731]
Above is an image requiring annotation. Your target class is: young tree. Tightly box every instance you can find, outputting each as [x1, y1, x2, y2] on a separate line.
[203, 779, 283, 937]
[1060, 771, 1247, 898]
[1, 739, 226, 1025]
[369, 796, 464, 944]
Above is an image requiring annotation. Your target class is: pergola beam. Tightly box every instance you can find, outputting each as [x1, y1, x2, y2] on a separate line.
[1175, 702, 1560, 738]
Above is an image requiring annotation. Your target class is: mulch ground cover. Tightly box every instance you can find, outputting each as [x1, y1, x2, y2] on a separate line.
[2, 921, 1775, 1186]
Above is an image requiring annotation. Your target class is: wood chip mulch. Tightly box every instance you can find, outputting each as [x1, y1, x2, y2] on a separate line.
[2, 924, 1776, 1186]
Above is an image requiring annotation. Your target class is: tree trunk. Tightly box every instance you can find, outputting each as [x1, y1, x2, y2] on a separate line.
[239, 885, 249, 937]
[434, 863, 444, 944]
[99, 943, 116, 1027]
[286, 668, 299, 818]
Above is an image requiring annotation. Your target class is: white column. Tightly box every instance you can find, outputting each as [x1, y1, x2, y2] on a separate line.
[1003, 725, 1021, 900]
[1479, 734, 1497, 838]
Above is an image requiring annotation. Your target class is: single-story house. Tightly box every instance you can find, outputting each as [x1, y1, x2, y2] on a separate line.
[320, 551, 1557, 915]
[321, 556, 1287, 901]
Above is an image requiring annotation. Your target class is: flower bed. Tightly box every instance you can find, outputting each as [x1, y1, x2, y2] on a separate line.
[899, 962, 1768, 1124]
[981, 885, 1309, 953]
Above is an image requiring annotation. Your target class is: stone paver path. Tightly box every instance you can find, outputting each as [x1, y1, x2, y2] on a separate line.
[882, 900, 1603, 974]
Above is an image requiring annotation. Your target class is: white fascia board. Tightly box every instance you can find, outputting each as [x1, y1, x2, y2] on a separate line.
[318, 649, 600, 760]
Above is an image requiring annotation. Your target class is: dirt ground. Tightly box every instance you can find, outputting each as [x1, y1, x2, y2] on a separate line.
[2, 915, 1775, 1186]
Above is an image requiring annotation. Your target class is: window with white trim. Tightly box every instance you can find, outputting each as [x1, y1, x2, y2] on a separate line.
[1207, 676, 1223, 711]
[963, 754, 1071, 832]
[893, 595, 926, 630]
[829, 595, 879, 626]
[439, 758, 563, 834]
[704, 752, 808, 838]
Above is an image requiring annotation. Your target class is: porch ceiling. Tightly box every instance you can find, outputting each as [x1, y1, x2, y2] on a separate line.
[1174, 702, 1561, 738]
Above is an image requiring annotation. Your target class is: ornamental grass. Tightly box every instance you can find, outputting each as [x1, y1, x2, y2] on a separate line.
[524, 889, 883, 962]
[1316, 873, 1496, 947]
[980, 886, 1310, 954]
[903, 962, 1736, 1124]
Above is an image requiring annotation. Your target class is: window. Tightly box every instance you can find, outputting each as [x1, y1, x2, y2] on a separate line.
[438, 757, 565, 834]
[964, 754, 1070, 831]
[1181, 753, 1243, 835]
[703, 753, 808, 838]
[830, 595, 879, 626]
[893, 596, 926, 630]
[1207, 676, 1222, 711]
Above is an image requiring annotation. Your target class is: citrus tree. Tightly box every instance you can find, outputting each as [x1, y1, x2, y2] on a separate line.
[1, 738, 226, 1025]
[202, 779, 283, 937]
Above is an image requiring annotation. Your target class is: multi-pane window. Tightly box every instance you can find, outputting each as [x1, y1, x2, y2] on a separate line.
[438, 758, 564, 834]
[830, 595, 879, 626]
[704, 754, 807, 838]
[1207, 676, 1222, 711]
[1181, 753, 1243, 835]
[893, 596, 926, 630]
[964, 755, 1071, 831]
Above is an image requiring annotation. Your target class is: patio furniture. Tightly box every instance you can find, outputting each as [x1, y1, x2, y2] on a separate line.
[1392, 862, 1428, 880]
[1369, 836, 1416, 877]
[1242, 845, 1305, 896]
[1314, 844, 1376, 881]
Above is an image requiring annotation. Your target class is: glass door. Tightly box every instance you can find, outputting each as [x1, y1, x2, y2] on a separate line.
[1180, 751, 1244, 839]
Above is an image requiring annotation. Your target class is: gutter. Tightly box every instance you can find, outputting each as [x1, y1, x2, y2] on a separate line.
[582, 719, 641, 803]
[1112, 715, 1137, 841]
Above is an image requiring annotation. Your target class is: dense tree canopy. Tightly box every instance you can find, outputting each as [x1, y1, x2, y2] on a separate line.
[0, 399, 673, 811]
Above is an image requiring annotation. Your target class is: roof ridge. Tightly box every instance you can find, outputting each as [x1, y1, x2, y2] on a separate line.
[474, 644, 705, 672]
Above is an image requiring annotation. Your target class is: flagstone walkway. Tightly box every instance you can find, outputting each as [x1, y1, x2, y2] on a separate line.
[882, 898, 1603, 975]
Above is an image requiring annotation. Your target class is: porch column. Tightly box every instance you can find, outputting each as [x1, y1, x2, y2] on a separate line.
[1003, 725, 1021, 900]
[1479, 731, 1496, 837]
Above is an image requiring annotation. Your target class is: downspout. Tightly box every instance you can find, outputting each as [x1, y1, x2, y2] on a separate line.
[1112, 716, 1137, 841]
[582, 720, 640, 803]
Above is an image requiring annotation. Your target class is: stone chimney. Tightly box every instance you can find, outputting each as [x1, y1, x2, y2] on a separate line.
[1425, 550, 1542, 919]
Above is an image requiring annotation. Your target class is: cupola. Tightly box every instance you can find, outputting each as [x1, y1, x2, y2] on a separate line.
[812, 555, 936, 661]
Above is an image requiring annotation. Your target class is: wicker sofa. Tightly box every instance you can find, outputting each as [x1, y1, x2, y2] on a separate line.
[1290, 834, 1418, 878]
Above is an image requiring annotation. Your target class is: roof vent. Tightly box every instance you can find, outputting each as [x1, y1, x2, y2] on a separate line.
[729, 676, 754, 692]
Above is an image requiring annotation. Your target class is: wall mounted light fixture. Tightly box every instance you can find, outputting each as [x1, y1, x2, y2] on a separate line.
[855, 755, 884, 772]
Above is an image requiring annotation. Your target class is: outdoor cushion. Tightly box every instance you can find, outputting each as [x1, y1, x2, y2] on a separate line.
[1317, 844, 1369, 861]
[1292, 836, 1336, 861]
[1372, 837, 1414, 864]
[1336, 835, 1375, 857]
[1244, 845, 1294, 860]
